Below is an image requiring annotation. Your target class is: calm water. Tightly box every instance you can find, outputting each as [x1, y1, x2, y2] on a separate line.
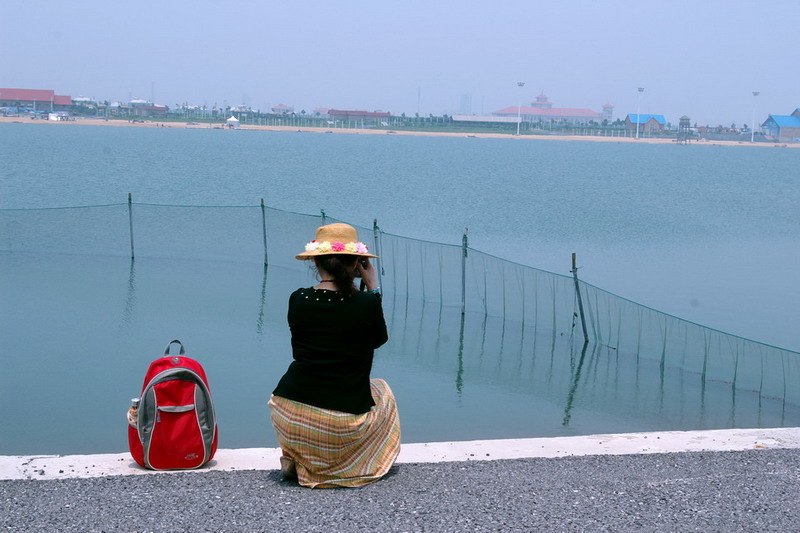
[1, 123, 799, 454]
[2, 123, 797, 350]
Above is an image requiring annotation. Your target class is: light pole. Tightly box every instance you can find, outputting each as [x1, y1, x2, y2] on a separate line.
[635, 87, 644, 139]
[751, 91, 760, 143]
[516, 81, 525, 136]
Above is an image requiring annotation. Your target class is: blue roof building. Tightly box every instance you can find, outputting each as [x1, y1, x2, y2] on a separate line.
[627, 114, 667, 125]
[761, 108, 800, 142]
[765, 115, 800, 127]
[624, 113, 667, 134]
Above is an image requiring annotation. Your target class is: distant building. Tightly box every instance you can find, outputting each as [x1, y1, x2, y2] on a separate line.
[625, 114, 667, 134]
[271, 104, 294, 115]
[133, 105, 167, 116]
[602, 104, 614, 122]
[104, 98, 168, 117]
[125, 99, 167, 116]
[106, 101, 132, 116]
[493, 94, 604, 125]
[70, 96, 98, 114]
[327, 109, 391, 123]
[72, 96, 95, 105]
[452, 115, 518, 124]
[0, 88, 72, 111]
[313, 108, 330, 118]
[761, 108, 800, 142]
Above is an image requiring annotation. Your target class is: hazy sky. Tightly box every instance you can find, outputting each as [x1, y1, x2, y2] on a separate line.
[3, 0, 798, 126]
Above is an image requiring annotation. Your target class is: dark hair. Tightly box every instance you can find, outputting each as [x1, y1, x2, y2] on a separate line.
[314, 255, 358, 297]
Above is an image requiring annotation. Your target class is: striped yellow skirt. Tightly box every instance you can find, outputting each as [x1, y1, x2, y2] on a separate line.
[269, 378, 401, 488]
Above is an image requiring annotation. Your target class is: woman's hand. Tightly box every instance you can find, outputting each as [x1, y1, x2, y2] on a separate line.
[357, 259, 378, 291]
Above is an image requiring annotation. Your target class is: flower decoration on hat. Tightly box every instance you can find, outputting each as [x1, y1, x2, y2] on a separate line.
[303, 239, 368, 255]
[296, 223, 377, 260]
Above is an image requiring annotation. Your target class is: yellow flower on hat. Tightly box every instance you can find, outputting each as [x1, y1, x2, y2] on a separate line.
[318, 241, 332, 253]
[345, 242, 358, 253]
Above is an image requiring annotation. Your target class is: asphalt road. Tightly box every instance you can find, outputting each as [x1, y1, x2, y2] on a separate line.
[2, 449, 799, 532]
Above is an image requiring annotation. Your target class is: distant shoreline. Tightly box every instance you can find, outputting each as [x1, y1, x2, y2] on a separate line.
[1, 116, 796, 148]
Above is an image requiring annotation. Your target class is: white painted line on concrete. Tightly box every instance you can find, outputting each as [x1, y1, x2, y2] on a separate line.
[3, 427, 799, 481]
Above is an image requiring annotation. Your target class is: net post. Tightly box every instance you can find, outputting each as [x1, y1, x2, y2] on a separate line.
[127, 193, 135, 259]
[260, 198, 269, 266]
[321, 209, 327, 224]
[372, 219, 383, 290]
[571, 252, 589, 343]
[461, 228, 469, 315]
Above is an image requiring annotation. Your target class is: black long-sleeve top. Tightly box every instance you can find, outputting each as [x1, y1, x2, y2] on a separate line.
[272, 287, 388, 415]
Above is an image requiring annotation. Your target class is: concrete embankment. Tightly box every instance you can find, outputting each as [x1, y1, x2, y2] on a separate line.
[2, 427, 799, 481]
[2, 428, 800, 531]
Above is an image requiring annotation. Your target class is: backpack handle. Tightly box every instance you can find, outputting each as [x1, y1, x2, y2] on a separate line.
[164, 340, 186, 356]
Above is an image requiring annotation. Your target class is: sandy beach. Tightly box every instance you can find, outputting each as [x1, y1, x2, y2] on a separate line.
[1, 115, 796, 148]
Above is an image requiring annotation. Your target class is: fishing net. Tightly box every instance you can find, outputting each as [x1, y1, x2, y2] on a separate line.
[2, 201, 798, 412]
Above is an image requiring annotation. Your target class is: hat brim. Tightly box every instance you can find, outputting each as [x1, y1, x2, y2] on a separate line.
[295, 250, 378, 260]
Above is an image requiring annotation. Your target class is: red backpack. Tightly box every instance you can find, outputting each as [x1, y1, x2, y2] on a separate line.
[128, 340, 218, 470]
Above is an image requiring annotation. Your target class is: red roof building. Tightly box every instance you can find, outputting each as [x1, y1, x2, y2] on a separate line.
[53, 95, 73, 106]
[0, 88, 72, 110]
[493, 94, 604, 125]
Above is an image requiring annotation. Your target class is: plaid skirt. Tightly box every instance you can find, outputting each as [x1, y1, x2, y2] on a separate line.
[269, 378, 401, 488]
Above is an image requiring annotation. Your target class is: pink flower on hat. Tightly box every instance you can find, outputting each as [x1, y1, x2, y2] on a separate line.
[299, 222, 375, 260]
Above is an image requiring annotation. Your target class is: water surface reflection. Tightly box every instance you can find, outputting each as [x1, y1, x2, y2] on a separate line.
[1, 253, 796, 455]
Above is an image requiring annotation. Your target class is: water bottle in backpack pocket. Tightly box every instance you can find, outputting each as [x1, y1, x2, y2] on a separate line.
[128, 340, 218, 470]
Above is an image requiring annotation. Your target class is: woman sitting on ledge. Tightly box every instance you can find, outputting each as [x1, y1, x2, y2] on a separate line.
[269, 223, 400, 488]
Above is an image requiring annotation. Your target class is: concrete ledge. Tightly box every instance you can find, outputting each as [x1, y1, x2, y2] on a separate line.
[3, 427, 799, 481]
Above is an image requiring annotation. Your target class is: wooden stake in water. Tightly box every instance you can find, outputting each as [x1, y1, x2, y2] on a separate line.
[321, 209, 327, 225]
[571, 252, 589, 343]
[372, 219, 383, 290]
[127, 193, 135, 259]
[260, 198, 268, 266]
[461, 228, 469, 315]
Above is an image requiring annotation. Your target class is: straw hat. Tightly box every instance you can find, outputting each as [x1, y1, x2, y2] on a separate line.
[295, 223, 378, 260]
